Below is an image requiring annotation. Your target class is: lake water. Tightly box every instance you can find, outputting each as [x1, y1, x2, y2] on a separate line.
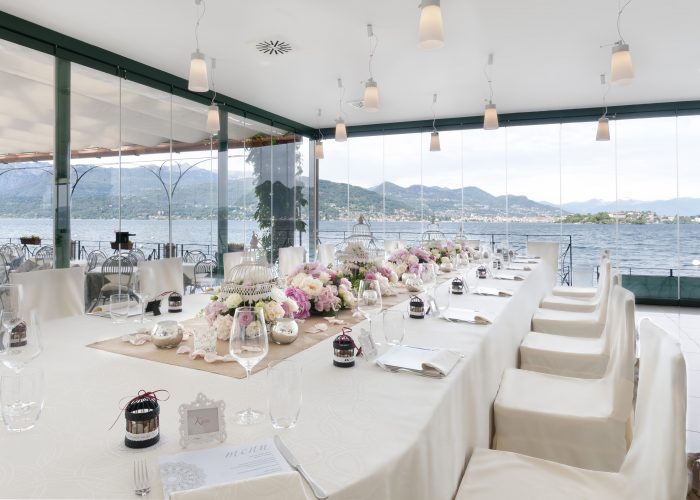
[2, 218, 699, 280]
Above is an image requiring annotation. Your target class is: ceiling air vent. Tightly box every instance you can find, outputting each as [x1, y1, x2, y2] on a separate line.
[256, 40, 292, 55]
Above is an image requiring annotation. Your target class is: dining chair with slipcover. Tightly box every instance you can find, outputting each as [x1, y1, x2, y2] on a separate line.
[10, 267, 85, 321]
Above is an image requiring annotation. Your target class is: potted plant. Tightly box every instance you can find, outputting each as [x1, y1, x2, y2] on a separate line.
[20, 235, 41, 245]
[227, 242, 244, 252]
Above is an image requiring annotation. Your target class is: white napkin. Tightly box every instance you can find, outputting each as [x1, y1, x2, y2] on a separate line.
[474, 287, 513, 297]
[494, 274, 525, 281]
[377, 345, 462, 377]
[506, 265, 532, 271]
[439, 307, 491, 325]
[512, 259, 539, 264]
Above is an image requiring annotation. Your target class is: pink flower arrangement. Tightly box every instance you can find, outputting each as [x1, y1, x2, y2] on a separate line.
[285, 287, 311, 319]
[286, 262, 355, 316]
[387, 246, 435, 275]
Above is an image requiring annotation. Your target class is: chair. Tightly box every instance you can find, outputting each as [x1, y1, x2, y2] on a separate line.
[223, 251, 245, 282]
[278, 246, 306, 278]
[0, 243, 23, 265]
[493, 285, 636, 472]
[526, 240, 559, 284]
[183, 249, 207, 264]
[86, 250, 107, 272]
[520, 273, 629, 379]
[539, 257, 610, 313]
[551, 250, 609, 299]
[129, 248, 147, 262]
[383, 239, 406, 257]
[531, 260, 612, 338]
[95, 255, 134, 305]
[34, 245, 54, 269]
[455, 319, 687, 500]
[316, 243, 336, 267]
[187, 259, 217, 294]
[138, 257, 184, 298]
[0, 253, 9, 285]
[10, 267, 85, 322]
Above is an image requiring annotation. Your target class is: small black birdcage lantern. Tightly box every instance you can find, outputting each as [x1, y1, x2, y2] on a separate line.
[124, 392, 161, 449]
[409, 295, 426, 319]
[333, 327, 358, 368]
[451, 277, 465, 295]
[477, 265, 488, 279]
[168, 292, 182, 313]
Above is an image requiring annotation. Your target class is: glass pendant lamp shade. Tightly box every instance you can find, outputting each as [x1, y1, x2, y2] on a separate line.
[610, 43, 634, 84]
[429, 131, 441, 152]
[363, 79, 380, 112]
[314, 141, 325, 159]
[205, 104, 219, 133]
[483, 103, 499, 130]
[188, 51, 209, 92]
[418, 0, 444, 49]
[596, 117, 610, 141]
[335, 119, 347, 142]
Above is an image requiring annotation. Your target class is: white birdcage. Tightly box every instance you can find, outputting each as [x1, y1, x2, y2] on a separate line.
[420, 217, 446, 244]
[219, 233, 279, 302]
[336, 215, 384, 265]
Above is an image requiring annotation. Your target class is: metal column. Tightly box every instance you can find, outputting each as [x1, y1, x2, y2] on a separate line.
[54, 57, 71, 268]
[308, 140, 318, 261]
[216, 107, 228, 276]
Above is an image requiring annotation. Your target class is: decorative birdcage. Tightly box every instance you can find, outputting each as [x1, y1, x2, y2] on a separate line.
[335, 215, 384, 265]
[219, 233, 279, 302]
[453, 222, 468, 246]
[420, 217, 446, 244]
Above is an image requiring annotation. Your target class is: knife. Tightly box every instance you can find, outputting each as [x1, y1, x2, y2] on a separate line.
[274, 435, 329, 499]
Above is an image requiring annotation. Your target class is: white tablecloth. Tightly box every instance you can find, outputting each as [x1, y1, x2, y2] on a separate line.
[0, 264, 553, 499]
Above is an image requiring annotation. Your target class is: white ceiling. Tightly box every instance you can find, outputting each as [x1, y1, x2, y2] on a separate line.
[1, 0, 700, 130]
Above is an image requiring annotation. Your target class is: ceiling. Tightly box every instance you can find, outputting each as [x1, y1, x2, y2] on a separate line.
[1, 0, 699, 130]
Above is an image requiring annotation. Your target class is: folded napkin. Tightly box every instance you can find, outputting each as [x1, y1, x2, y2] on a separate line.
[512, 259, 539, 264]
[377, 345, 462, 378]
[506, 265, 532, 271]
[474, 287, 513, 297]
[494, 274, 525, 281]
[439, 307, 491, 325]
[169, 472, 310, 500]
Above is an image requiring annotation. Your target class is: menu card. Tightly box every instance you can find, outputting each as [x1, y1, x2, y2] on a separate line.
[159, 438, 292, 497]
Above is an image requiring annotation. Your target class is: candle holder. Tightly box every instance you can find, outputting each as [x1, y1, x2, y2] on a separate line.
[477, 265, 488, 279]
[451, 277, 465, 295]
[333, 327, 358, 368]
[125, 393, 161, 449]
[168, 292, 182, 313]
[409, 295, 425, 319]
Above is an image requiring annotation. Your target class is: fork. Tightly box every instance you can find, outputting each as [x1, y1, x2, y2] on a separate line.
[133, 458, 151, 497]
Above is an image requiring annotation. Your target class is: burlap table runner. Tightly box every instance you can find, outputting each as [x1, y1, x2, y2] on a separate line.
[86, 274, 456, 378]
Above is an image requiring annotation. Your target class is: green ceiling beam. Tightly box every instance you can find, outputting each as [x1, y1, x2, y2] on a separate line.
[0, 10, 315, 136]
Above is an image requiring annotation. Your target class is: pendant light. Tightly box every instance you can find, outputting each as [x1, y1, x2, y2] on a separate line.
[418, 0, 444, 49]
[610, 0, 634, 84]
[363, 24, 380, 112]
[483, 53, 499, 130]
[429, 93, 441, 152]
[188, 0, 209, 92]
[315, 109, 325, 159]
[205, 58, 220, 133]
[335, 78, 348, 142]
[596, 74, 611, 141]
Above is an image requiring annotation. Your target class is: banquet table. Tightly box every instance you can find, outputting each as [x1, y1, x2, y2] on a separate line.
[0, 262, 554, 499]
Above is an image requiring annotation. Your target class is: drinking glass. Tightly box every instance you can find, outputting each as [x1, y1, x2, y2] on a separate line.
[267, 359, 302, 429]
[0, 285, 42, 372]
[109, 293, 131, 324]
[357, 279, 383, 331]
[382, 310, 405, 346]
[131, 277, 151, 324]
[193, 322, 217, 353]
[419, 263, 437, 297]
[229, 306, 269, 425]
[1, 366, 45, 432]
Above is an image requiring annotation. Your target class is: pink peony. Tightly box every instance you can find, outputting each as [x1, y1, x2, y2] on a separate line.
[204, 301, 227, 326]
[285, 287, 311, 319]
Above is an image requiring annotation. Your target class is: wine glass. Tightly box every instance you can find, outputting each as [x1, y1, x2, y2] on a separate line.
[229, 306, 269, 425]
[419, 263, 437, 297]
[0, 284, 42, 372]
[357, 279, 383, 332]
[131, 276, 151, 325]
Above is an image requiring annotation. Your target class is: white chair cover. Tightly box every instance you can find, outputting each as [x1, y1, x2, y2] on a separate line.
[169, 472, 310, 500]
[494, 285, 636, 472]
[526, 241, 559, 283]
[316, 243, 336, 267]
[278, 246, 306, 277]
[539, 258, 610, 312]
[223, 252, 245, 282]
[465, 239, 481, 251]
[520, 274, 632, 379]
[10, 267, 85, 321]
[383, 239, 406, 256]
[138, 258, 184, 298]
[552, 250, 610, 299]
[531, 261, 612, 338]
[455, 318, 686, 500]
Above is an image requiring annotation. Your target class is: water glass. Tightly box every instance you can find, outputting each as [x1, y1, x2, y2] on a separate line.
[383, 310, 405, 346]
[267, 359, 302, 429]
[109, 294, 131, 324]
[193, 323, 217, 353]
[229, 306, 269, 425]
[1, 366, 45, 432]
[0, 285, 42, 372]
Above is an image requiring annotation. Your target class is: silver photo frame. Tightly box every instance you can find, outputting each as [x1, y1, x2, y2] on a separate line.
[178, 392, 227, 448]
